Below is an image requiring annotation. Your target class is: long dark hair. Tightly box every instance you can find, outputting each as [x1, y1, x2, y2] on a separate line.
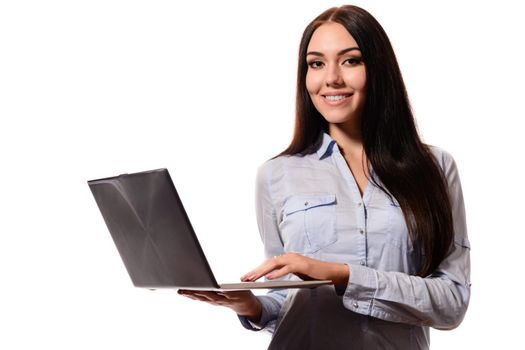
[278, 5, 453, 277]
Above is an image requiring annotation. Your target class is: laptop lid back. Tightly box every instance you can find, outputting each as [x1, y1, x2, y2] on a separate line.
[88, 169, 219, 289]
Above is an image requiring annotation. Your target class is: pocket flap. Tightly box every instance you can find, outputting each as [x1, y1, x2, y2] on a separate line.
[283, 194, 337, 215]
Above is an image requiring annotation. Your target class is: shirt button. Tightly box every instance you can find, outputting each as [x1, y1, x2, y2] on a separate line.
[359, 229, 364, 234]
[353, 302, 359, 309]
[304, 201, 309, 206]
[360, 261, 365, 266]
[358, 202, 362, 207]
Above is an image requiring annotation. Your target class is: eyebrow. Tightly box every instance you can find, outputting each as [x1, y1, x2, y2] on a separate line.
[306, 47, 361, 57]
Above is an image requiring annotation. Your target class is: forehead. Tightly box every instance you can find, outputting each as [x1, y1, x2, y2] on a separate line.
[307, 22, 359, 52]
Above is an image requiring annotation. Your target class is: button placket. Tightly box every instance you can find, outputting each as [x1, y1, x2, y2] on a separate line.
[361, 202, 368, 267]
[334, 151, 369, 271]
[358, 202, 365, 235]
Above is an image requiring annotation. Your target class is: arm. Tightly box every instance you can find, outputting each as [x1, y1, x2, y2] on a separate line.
[243, 150, 470, 329]
[238, 160, 289, 332]
[179, 161, 288, 331]
[341, 150, 470, 329]
[177, 289, 262, 319]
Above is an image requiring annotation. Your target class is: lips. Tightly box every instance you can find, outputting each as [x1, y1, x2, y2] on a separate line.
[321, 93, 353, 105]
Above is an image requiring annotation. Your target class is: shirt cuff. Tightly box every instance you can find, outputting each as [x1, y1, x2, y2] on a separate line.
[237, 295, 279, 331]
[342, 263, 378, 315]
[238, 315, 263, 331]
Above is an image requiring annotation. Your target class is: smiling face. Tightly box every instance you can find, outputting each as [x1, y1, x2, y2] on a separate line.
[305, 22, 367, 130]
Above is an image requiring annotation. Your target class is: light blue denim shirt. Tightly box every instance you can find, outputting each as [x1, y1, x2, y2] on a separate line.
[240, 132, 471, 349]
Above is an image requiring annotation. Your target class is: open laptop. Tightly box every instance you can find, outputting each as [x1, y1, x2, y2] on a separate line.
[88, 168, 331, 291]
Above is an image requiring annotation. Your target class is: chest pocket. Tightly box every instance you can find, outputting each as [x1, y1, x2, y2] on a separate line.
[280, 194, 337, 254]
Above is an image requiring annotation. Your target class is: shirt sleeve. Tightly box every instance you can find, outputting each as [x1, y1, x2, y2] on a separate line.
[238, 160, 288, 333]
[341, 149, 471, 329]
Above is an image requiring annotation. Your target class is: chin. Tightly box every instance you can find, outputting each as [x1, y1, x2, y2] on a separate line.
[321, 113, 356, 125]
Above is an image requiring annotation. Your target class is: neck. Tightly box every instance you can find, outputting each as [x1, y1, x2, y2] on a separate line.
[328, 122, 364, 158]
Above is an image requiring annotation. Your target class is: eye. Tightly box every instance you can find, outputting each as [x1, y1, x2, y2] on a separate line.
[307, 60, 324, 69]
[343, 57, 362, 66]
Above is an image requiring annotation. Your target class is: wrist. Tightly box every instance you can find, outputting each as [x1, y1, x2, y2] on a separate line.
[331, 263, 349, 286]
[237, 296, 262, 323]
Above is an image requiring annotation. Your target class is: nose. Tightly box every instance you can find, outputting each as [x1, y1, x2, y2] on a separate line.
[325, 64, 344, 87]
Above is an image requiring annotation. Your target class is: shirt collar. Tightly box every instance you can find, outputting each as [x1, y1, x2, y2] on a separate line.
[316, 132, 339, 160]
[315, 132, 378, 182]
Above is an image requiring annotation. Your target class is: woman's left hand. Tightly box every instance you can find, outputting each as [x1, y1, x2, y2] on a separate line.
[241, 252, 349, 287]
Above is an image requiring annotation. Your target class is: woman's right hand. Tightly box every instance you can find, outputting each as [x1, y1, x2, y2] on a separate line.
[177, 289, 262, 322]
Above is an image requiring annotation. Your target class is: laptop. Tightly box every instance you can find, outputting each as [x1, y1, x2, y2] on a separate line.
[88, 168, 331, 291]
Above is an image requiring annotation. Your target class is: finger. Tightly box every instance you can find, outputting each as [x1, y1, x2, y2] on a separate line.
[178, 290, 207, 297]
[217, 292, 240, 300]
[187, 295, 222, 305]
[241, 263, 267, 281]
[241, 257, 284, 282]
[179, 292, 210, 302]
[262, 256, 292, 277]
[217, 290, 253, 301]
[193, 292, 225, 302]
[266, 253, 311, 280]
[179, 290, 224, 301]
[178, 290, 198, 298]
[294, 272, 314, 281]
[267, 265, 292, 280]
[241, 256, 281, 280]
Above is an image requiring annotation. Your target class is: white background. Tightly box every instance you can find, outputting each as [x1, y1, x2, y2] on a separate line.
[1, 0, 523, 348]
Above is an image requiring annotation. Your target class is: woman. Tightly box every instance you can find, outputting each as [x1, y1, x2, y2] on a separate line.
[179, 5, 470, 349]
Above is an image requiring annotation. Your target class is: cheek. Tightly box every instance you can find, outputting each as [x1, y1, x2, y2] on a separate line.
[353, 68, 367, 91]
[305, 71, 321, 94]
[343, 67, 366, 92]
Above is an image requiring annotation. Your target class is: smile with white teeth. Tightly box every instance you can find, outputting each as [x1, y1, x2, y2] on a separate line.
[324, 95, 348, 101]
